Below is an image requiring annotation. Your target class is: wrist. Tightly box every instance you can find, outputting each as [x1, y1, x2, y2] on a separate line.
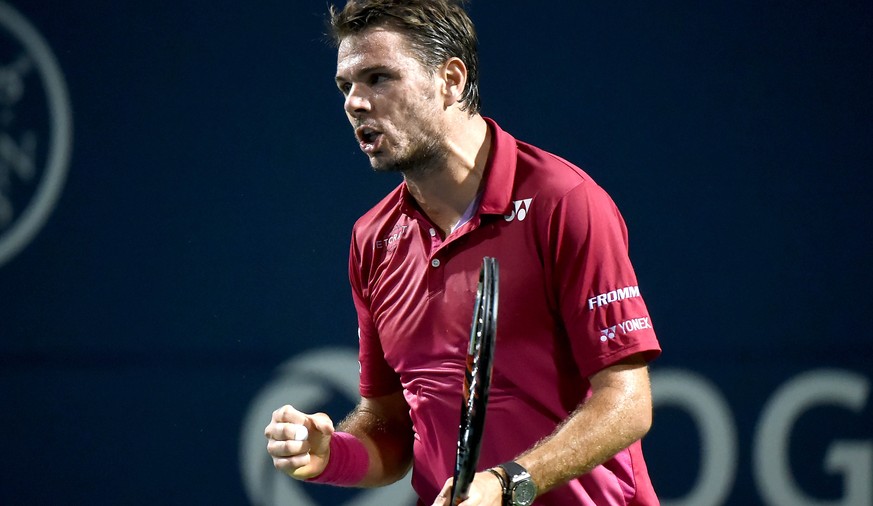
[487, 467, 508, 500]
[305, 432, 369, 486]
[497, 461, 538, 506]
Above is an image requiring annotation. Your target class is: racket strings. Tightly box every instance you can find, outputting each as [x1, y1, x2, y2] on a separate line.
[451, 257, 499, 505]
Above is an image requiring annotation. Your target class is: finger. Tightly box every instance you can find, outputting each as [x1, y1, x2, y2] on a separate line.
[279, 422, 309, 441]
[272, 452, 312, 472]
[266, 438, 311, 458]
[272, 404, 306, 424]
[431, 478, 453, 506]
[293, 424, 308, 441]
[264, 421, 310, 441]
[307, 412, 336, 436]
[457, 471, 503, 505]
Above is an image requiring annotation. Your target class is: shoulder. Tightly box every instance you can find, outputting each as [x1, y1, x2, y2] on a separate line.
[513, 139, 612, 211]
[352, 182, 405, 243]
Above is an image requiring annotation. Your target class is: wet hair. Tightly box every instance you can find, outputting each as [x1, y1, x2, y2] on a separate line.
[329, 0, 481, 115]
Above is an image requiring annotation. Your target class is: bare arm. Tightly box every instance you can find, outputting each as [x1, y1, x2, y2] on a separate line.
[516, 354, 653, 494]
[265, 390, 414, 488]
[432, 354, 653, 505]
[338, 390, 415, 487]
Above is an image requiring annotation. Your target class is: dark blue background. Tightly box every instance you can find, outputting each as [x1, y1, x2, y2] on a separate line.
[1, 1, 871, 504]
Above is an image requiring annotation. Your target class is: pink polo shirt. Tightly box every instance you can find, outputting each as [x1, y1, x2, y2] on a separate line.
[349, 118, 661, 505]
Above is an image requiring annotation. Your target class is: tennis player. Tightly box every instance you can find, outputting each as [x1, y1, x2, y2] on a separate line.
[264, 1, 662, 504]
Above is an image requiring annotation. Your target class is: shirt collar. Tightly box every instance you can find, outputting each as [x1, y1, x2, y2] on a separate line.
[396, 116, 517, 218]
[478, 117, 517, 216]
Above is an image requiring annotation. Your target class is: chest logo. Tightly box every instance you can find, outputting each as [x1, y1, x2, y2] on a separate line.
[503, 198, 533, 222]
[375, 224, 408, 251]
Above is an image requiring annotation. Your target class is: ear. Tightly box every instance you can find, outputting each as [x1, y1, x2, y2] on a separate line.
[440, 57, 468, 107]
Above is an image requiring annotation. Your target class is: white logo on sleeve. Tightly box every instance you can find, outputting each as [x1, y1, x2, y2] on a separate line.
[504, 198, 533, 222]
[600, 326, 617, 341]
[600, 317, 652, 341]
[587, 285, 641, 310]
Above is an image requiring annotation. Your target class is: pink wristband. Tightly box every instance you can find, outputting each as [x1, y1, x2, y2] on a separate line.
[305, 432, 369, 486]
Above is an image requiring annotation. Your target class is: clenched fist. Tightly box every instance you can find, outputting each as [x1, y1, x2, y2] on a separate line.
[264, 404, 336, 480]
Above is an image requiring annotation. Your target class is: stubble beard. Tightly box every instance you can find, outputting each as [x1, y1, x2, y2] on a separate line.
[370, 121, 448, 178]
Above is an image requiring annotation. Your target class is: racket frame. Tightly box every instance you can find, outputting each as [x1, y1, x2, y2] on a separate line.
[449, 256, 499, 505]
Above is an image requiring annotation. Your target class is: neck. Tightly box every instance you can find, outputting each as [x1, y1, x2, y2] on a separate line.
[404, 115, 490, 235]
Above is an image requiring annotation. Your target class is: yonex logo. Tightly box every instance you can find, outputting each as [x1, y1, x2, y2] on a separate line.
[600, 326, 617, 341]
[599, 317, 651, 342]
[504, 198, 532, 222]
[587, 285, 641, 310]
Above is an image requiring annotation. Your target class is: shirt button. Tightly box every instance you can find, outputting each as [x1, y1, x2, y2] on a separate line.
[429, 228, 436, 237]
[431, 259, 441, 268]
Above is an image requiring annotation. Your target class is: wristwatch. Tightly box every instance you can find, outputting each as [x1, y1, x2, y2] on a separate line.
[498, 461, 537, 506]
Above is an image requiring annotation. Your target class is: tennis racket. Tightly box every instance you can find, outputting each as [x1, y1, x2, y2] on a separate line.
[450, 256, 499, 505]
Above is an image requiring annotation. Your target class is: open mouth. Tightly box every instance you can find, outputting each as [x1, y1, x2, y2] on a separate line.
[355, 126, 383, 152]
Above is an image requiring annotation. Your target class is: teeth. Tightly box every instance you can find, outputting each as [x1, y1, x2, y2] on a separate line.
[360, 128, 378, 143]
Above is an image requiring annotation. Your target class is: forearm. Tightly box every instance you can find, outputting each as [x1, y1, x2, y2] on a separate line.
[516, 358, 653, 494]
[335, 393, 415, 487]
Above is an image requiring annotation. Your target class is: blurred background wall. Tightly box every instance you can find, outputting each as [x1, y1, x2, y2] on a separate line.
[1, 1, 870, 504]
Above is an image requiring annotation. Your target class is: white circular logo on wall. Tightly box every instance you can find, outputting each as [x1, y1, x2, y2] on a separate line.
[240, 347, 419, 506]
[0, 2, 72, 268]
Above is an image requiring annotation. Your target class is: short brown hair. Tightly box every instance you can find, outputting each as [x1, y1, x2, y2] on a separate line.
[329, 0, 481, 115]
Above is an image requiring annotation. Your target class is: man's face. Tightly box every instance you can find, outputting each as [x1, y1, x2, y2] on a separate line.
[335, 27, 446, 172]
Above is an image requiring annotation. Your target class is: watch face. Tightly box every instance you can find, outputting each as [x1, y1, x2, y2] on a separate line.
[513, 480, 536, 506]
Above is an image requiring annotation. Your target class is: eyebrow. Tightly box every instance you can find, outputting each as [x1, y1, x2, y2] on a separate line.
[335, 64, 395, 84]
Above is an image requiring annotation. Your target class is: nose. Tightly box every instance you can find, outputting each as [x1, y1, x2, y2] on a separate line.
[344, 84, 371, 117]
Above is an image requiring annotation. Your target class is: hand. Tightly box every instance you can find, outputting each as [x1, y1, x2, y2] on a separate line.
[431, 470, 504, 506]
[264, 404, 335, 480]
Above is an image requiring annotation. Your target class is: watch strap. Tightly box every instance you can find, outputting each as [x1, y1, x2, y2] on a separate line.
[498, 461, 530, 482]
[498, 461, 535, 506]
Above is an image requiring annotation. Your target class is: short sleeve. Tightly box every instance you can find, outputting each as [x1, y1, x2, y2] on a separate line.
[547, 183, 661, 378]
[349, 233, 403, 397]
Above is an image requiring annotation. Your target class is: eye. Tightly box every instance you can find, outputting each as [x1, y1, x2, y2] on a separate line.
[337, 81, 352, 95]
[369, 73, 389, 86]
